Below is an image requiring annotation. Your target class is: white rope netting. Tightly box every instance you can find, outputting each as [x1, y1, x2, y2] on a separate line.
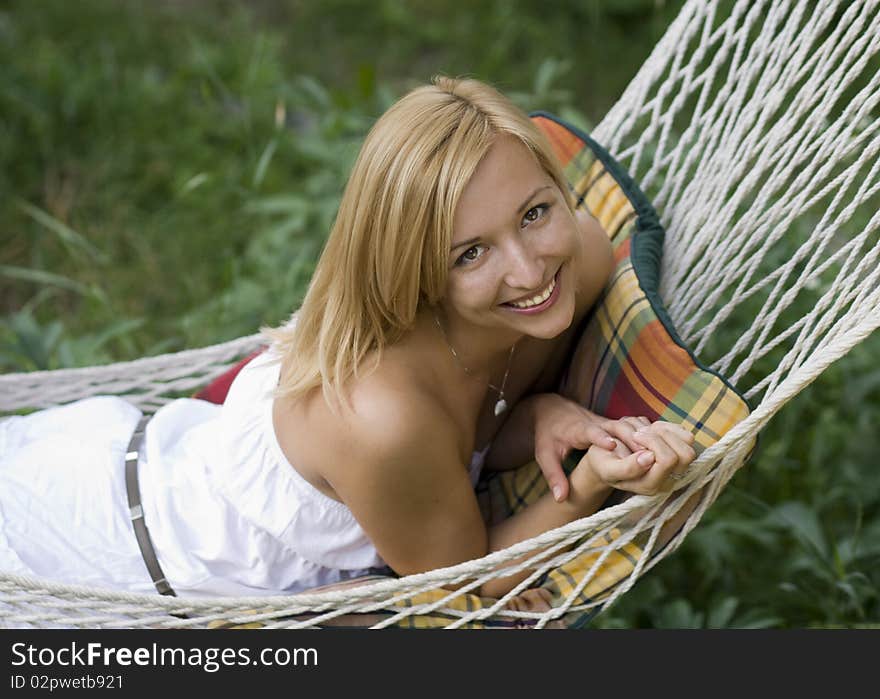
[2, 0, 879, 628]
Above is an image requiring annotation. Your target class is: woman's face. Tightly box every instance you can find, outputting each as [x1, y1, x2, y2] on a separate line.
[443, 136, 581, 343]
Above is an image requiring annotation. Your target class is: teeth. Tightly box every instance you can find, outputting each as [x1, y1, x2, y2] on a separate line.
[508, 275, 556, 309]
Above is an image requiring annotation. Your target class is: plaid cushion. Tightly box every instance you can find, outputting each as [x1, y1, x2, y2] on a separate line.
[534, 112, 750, 446]
[208, 113, 751, 629]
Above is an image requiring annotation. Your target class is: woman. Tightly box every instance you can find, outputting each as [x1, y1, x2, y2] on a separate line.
[0, 76, 695, 600]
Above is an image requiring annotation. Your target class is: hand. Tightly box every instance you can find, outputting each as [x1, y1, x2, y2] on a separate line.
[579, 420, 697, 496]
[530, 395, 655, 502]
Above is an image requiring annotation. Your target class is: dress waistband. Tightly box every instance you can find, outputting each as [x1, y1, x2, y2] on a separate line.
[124, 415, 176, 597]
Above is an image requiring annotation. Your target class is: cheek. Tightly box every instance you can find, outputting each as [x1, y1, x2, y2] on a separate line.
[537, 215, 579, 256]
[561, 215, 583, 253]
[445, 269, 500, 312]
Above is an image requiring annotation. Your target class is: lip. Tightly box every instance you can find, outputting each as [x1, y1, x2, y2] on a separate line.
[501, 268, 561, 315]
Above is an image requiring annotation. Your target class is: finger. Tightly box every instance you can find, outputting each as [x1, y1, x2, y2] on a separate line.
[590, 445, 654, 483]
[535, 445, 570, 502]
[611, 439, 634, 459]
[651, 420, 696, 444]
[622, 416, 646, 431]
[581, 422, 618, 451]
[659, 434, 698, 476]
[614, 415, 649, 431]
[603, 419, 644, 453]
[613, 448, 685, 496]
[630, 429, 680, 479]
[611, 475, 667, 496]
[638, 433, 697, 493]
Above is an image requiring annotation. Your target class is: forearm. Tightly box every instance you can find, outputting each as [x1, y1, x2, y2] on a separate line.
[484, 393, 542, 471]
[478, 467, 612, 598]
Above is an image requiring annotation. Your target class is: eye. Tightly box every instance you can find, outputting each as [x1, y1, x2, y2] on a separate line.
[522, 203, 550, 227]
[456, 244, 487, 266]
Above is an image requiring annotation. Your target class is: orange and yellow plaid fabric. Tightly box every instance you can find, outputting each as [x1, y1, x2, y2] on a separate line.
[532, 113, 751, 452]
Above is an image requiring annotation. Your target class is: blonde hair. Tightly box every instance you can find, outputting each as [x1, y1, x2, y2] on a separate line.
[263, 75, 572, 409]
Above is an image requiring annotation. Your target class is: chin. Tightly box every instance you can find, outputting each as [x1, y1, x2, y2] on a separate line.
[523, 305, 575, 339]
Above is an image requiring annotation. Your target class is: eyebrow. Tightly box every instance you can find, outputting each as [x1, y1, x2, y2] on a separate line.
[450, 185, 554, 253]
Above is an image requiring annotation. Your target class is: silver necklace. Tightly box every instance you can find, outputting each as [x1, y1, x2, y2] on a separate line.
[433, 311, 515, 416]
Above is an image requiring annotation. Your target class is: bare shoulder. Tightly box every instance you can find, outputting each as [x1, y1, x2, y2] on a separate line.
[322, 361, 466, 503]
[294, 362, 485, 576]
[340, 363, 458, 463]
[276, 357, 453, 479]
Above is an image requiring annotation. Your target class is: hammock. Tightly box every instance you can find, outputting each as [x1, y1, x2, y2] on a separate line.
[2, 0, 879, 629]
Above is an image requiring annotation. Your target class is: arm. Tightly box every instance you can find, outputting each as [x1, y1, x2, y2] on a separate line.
[486, 392, 650, 501]
[485, 418, 699, 596]
[482, 393, 541, 472]
[486, 393, 619, 472]
[309, 372, 696, 599]
[322, 392, 628, 599]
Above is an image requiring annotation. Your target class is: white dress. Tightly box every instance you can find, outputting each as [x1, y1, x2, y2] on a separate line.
[0, 350, 488, 598]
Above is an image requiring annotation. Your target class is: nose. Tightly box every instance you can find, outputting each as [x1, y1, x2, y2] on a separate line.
[502, 237, 545, 293]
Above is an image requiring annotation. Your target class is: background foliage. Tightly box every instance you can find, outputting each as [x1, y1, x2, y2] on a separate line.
[2, 0, 878, 627]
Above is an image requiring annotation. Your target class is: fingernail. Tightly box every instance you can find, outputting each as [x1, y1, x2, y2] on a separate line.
[637, 451, 655, 467]
[607, 438, 617, 448]
[552, 486, 564, 502]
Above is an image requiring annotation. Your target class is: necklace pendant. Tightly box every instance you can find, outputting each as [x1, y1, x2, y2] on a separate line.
[494, 398, 508, 416]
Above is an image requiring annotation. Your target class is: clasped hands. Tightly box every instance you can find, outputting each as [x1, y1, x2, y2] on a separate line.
[530, 393, 697, 502]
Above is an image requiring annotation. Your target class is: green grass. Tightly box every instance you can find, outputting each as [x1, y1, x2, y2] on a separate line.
[2, 0, 683, 364]
[2, 0, 878, 627]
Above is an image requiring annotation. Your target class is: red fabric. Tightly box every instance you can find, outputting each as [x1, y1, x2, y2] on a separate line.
[193, 349, 266, 404]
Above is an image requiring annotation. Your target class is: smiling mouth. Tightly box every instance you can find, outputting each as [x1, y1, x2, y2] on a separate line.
[502, 269, 559, 310]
